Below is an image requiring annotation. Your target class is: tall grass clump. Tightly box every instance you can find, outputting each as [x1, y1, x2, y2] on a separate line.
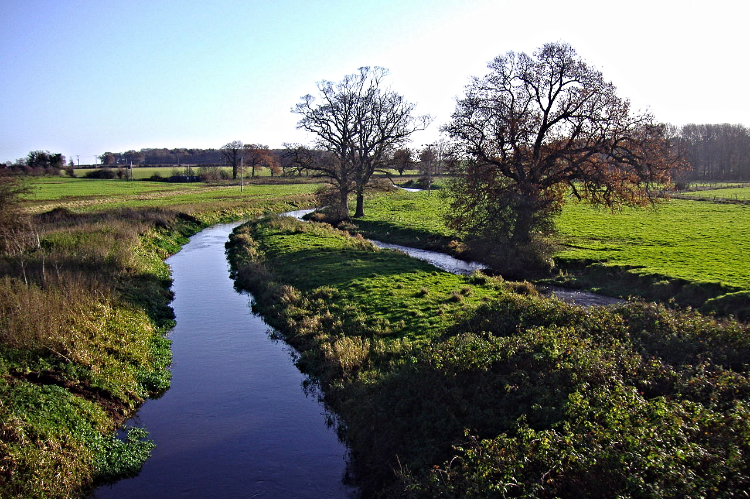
[0, 205, 197, 497]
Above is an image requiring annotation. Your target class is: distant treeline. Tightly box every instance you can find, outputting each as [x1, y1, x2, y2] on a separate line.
[675, 123, 750, 181]
[95, 124, 750, 181]
[4, 123, 750, 180]
[99, 148, 226, 166]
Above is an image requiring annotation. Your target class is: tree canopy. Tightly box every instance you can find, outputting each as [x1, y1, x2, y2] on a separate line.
[443, 42, 682, 272]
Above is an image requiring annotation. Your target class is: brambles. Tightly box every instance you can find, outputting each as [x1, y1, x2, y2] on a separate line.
[227, 215, 750, 497]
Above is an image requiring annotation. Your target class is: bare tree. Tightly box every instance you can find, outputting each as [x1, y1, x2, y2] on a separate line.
[221, 140, 244, 179]
[294, 66, 431, 219]
[444, 42, 682, 273]
[677, 123, 750, 180]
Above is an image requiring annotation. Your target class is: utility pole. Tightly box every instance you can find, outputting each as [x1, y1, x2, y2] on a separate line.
[240, 157, 244, 192]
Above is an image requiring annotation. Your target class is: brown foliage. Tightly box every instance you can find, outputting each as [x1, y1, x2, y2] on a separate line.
[444, 42, 684, 254]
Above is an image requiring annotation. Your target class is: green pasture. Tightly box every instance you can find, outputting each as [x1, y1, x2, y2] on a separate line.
[678, 185, 750, 201]
[351, 189, 750, 298]
[352, 189, 456, 248]
[23, 177, 206, 201]
[554, 199, 750, 290]
[73, 166, 264, 179]
[238, 216, 501, 340]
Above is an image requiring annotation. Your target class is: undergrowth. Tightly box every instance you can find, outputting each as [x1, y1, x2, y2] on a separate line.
[227, 215, 750, 498]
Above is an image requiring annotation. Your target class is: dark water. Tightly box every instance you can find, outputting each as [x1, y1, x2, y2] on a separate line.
[95, 222, 355, 499]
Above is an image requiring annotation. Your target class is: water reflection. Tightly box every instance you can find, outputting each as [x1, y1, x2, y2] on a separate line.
[369, 240, 486, 275]
[95, 222, 355, 499]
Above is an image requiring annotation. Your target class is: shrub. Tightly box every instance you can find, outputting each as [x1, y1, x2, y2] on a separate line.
[84, 168, 117, 179]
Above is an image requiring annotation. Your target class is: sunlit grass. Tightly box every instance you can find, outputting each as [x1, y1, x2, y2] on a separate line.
[235, 216, 503, 341]
[350, 189, 750, 293]
[20, 176, 322, 215]
[554, 198, 750, 290]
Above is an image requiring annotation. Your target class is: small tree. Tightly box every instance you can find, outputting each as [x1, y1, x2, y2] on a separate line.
[242, 144, 277, 178]
[444, 42, 682, 275]
[390, 148, 414, 176]
[221, 140, 244, 179]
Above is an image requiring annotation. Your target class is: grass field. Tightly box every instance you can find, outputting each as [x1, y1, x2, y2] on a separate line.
[348, 188, 750, 315]
[678, 185, 750, 201]
[21, 176, 322, 215]
[74, 166, 247, 180]
[554, 199, 750, 290]
[236, 216, 502, 341]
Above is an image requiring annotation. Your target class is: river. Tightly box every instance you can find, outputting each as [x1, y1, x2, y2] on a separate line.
[95, 222, 355, 499]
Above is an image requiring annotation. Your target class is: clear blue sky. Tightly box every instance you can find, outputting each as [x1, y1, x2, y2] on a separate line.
[1, 0, 746, 164]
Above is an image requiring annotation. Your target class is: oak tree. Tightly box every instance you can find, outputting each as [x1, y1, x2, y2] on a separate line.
[444, 42, 681, 273]
[221, 140, 244, 179]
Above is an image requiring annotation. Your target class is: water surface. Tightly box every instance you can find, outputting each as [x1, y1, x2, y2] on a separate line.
[96, 222, 355, 499]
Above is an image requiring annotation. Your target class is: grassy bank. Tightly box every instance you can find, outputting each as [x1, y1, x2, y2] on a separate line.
[348, 188, 750, 319]
[227, 215, 750, 497]
[1, 179, 320, 498]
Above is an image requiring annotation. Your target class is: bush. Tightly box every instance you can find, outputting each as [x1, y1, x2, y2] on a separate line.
[84, 168, 117, 179]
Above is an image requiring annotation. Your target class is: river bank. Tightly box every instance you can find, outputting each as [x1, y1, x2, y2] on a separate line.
[1, 182, 319, 498]
[227, 214, 750, 497]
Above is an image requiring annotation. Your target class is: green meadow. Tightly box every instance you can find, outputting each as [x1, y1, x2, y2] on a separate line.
[74, 166, 247, 180]
[678, 184, 750, 201]
[22, 176, 322, 216]
[348, 187, 750, 315]
[232, 216, 505, 341]
[554, 199, 750, 290]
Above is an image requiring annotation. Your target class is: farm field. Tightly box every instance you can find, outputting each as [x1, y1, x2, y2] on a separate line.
[74, 166, 247, 179]
[554, 198, 750, 291]
[21, 176, 322, 214]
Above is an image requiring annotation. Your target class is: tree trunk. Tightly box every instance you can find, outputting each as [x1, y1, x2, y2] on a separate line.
[337, 186, 350, 221]
[511, 193, 537, 243]
[353, 192, 365, 218]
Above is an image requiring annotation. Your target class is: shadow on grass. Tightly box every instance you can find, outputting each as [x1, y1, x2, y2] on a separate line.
[267, 246, 439, 291]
